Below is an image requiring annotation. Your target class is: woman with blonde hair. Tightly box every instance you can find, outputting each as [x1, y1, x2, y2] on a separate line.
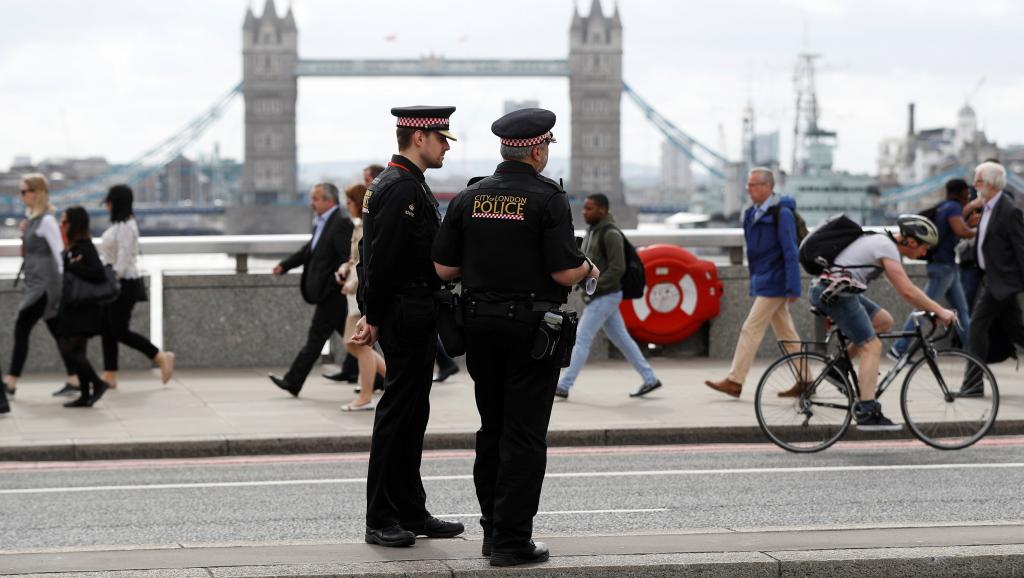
[4, 174, 78, 397]
[338, 183, 385, 411]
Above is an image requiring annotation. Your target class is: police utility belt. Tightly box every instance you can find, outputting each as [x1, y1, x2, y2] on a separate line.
[435, 290, 578, 368]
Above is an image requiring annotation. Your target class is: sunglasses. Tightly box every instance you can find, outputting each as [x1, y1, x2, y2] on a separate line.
[19, 189, 32, 195]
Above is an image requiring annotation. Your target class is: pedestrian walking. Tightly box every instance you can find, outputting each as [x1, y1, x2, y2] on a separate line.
[96, 184, 175, 392]
[433, 107, 597, 566]
[705, 168, 801, 398]
[57, 206, 112, 408]
[269, 183, 354, 396]
[554, 193, 661, 399]
[889, 178, 974, 359]
[965, 162, 1024, 370]
[325, 165, 386, 384]
[337, 183, 386, 412]
[4, 173, 78, 398]
[351, 106, 464, 548]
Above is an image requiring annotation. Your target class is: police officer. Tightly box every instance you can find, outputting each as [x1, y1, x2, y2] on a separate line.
[432, 108, 600, 567]
[351, 106, 464, 548]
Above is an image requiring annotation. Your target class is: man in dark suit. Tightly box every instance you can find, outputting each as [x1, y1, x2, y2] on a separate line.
[966, 161, 1024, 381]
[270, 182, 354, 396]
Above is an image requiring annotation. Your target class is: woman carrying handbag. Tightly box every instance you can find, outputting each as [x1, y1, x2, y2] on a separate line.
[98, 185, 174, 388]
[58, 207, 112, 407]
[4, 173, 80, 398]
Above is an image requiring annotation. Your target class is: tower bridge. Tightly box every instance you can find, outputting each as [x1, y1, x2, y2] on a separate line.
[242, 0, 626, 211]
[36, 0, 735, 221]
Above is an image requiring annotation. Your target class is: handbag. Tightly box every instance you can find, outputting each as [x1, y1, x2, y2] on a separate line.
[65, 264, 121, 306]
[122, 277, 149, 303]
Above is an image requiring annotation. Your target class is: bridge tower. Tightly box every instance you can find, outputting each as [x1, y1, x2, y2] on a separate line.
[570, 0, 629, 221]
[242, 0, 298, 205]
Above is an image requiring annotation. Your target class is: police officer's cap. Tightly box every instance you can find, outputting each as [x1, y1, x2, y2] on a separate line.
[392, 105, 457, 141]
[491, 108, 557, 147]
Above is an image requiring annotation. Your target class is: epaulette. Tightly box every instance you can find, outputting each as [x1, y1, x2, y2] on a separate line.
[466, 176, 487, 187]
[534, 174, 565, 193]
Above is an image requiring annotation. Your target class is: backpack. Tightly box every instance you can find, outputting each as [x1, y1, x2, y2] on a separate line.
[767, 205, 809, 245]
[601, 226, 647, 299]
[798, 214, 874, 275]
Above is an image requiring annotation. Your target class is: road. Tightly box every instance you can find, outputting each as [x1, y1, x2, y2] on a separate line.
[2, 437, 1023, 552]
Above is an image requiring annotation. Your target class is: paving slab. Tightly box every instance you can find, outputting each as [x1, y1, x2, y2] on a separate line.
[0, 358, 1022, 460]
[1, 525, 1022, 577]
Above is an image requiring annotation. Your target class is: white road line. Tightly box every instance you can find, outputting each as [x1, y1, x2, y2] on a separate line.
[435, 508, 671, 518]
[2, 462, 1023, 495]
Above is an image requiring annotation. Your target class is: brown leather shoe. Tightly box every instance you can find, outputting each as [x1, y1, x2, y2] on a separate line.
[777, 381, 811, 398]
[704, 378, 742, 398]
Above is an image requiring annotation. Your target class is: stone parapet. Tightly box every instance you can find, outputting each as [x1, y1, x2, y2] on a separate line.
[0, 264, 933, 370]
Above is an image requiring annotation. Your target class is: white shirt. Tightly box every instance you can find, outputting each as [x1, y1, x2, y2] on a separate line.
[311, 205, 338, 250]
[100, 218, 141, 279]
[977, 191, 1002, 271]
[35, 214, 64, 274]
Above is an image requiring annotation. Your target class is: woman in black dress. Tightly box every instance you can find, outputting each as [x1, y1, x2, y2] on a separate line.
[57, 207, 111, 408]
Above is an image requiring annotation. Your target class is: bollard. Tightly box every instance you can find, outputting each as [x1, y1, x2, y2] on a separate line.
[235, 254, 249, 274]
[729, 247, 743, 265]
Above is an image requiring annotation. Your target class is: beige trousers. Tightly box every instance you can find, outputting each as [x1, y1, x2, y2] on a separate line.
[727, 296, 801, 385]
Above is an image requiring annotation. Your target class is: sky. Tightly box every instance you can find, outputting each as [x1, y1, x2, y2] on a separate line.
[1, 0, 1022, 178]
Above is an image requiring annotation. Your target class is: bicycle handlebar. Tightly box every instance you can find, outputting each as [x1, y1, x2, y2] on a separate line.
[911, 310, 957, 342]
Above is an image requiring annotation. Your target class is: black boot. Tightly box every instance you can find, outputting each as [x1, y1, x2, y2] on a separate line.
[89, 380, 110, 405]
[64, 383, 92, 408]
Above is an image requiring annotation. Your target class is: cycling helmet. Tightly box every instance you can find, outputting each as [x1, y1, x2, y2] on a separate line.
[897, 214, 939, 247]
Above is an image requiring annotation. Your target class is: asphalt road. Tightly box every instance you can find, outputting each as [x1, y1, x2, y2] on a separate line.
[2, 437, 1023, 552]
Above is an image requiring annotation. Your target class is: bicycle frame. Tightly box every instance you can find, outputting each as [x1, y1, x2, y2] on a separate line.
[778, 312, 953, 405]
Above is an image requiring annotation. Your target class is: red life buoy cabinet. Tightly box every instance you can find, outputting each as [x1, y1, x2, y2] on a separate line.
[619, 244, 723, 345]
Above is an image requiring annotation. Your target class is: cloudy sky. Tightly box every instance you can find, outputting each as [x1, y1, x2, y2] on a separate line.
[1, 0, 1021, 178]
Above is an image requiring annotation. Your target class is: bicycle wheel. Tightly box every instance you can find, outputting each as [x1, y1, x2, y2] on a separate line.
[901, 349, 999, 450]
[755, 351, 854, 453]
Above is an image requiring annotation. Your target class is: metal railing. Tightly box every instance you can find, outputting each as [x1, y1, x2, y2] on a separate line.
[0, 229, 748, 272]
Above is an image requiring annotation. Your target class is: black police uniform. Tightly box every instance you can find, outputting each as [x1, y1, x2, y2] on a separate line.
[432, 109, 586, 556]
[362, 152, 444, 531]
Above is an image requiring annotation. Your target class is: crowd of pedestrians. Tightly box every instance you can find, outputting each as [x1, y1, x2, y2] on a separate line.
[1, 175, 175, 413]
[2, 102, 1019, 566]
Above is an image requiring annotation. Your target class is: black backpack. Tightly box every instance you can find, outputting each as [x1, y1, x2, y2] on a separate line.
[767, 205, 809, 245]
[798, 214, 874, 275]
[602, 226, 646, 299]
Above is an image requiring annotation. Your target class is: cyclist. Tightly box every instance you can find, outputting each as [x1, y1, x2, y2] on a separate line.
[808, 215, 956, 430]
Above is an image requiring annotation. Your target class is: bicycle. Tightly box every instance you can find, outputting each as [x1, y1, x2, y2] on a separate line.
[754, 310, 999, 453]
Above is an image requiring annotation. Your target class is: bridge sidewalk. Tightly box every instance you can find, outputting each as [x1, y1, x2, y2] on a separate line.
[0, 357, 1021, 460]
[2, 525, 1023, 576]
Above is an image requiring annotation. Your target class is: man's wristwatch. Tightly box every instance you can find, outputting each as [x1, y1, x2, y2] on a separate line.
[584, 257, 594, 275]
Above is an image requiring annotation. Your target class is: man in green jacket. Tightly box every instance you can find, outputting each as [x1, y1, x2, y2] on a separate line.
[555, 194, 662, 399]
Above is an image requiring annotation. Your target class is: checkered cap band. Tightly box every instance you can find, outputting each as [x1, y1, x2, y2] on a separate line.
[396, 117, 450, 129]
[500, 132, 553, 147]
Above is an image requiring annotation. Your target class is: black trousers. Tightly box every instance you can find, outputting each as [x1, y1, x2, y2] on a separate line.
[968, 287, 1024, 363]
[284, 291, 348, 389]
[9, 294, 74, 377]
[365, 294, 437, 529]
[435, 336, 457, 371]
[102, 281, 159, 371]
[465, 313, 558, 550]
[58, 334, 101, 398]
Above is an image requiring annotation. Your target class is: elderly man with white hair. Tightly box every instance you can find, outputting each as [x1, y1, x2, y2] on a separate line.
[964, 161, 1024, 387]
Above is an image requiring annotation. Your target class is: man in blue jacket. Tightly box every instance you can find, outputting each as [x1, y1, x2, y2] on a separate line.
[705, 168, 802, 398]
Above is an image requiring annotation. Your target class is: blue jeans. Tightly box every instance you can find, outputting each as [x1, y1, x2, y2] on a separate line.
[557, 291, 658, 391]
[892, 263, 970, 355]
